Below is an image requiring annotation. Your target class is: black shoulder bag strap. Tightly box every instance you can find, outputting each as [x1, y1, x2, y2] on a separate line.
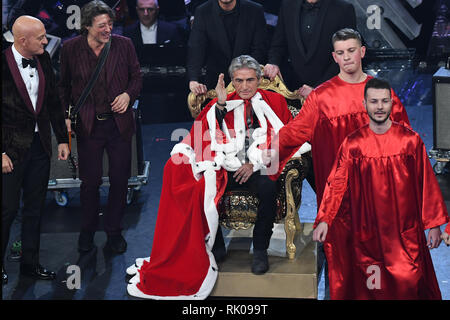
[69, 37, 112, 119]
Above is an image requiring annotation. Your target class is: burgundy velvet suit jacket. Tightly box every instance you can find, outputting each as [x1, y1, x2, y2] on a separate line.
[58, 34, 142, 139]
[2, 46, 68, 165]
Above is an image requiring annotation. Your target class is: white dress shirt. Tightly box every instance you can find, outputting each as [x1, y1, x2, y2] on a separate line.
[140, 22, 158, 44]
[12, 44, 39, 132]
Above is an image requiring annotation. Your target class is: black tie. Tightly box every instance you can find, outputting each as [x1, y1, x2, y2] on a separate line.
[22, 58, 37, 68]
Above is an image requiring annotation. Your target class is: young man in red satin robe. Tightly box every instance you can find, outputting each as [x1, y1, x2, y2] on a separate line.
[313, 78, 449, 299]
[126, 55, 293, 299]
[273, 28, 410, 298]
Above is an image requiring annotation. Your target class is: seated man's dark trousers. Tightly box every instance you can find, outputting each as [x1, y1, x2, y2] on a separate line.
[2, 133, 50, 267]
[76, 118, 132, 237]
[214, 170, 277, 251]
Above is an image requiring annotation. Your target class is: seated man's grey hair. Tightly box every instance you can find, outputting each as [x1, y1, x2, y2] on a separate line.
[228, 55, 262, 80]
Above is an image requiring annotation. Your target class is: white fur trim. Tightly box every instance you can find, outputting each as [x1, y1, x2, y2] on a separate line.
[126, 257, 150, 276]
[128, 272, 140, 284]
[294, 142, 312, 156]
[126, 249, 218, 300]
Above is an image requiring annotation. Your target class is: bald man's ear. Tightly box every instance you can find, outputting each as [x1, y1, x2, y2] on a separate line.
[17, 36, 27, 46]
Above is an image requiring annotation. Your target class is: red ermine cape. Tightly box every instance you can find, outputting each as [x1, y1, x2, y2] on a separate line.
[126, 89, 292, 299]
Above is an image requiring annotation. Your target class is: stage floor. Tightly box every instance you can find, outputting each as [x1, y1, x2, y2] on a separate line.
[211, 223, 317, 299]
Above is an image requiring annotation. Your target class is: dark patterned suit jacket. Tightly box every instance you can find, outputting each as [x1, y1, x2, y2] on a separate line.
[2, 47, 68, 165]
[58, 34, 142, 139]
[187, 0, 267, 89]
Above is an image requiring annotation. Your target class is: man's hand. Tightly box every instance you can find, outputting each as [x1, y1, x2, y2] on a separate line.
[215, 73, 227, 107]
[313, 222, 328, 243]
[297, 84, 314, 98]
[263, 64, 282, 81]
[427, 227, 442, 249]
[111, 92, 130, 114]
[2, 153, 14, 174]
[189, 81, 207, 95]
[58, 143, 70, 161]
[261, 148, 278, 166]
[65, 119, 72, 133]
[441, 231, 450, 246]
[233, 163, 254, 184]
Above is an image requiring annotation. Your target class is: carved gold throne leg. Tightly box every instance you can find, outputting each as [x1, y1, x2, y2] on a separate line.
[285, 168, 300, 260]
[294, 180, 302, 233]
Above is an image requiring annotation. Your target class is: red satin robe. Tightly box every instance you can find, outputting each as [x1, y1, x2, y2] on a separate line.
[130, 89, 291, 299]
[315, 123, 449, 299]
[278, 75, 410, 208]
[276, 75, 410, 299]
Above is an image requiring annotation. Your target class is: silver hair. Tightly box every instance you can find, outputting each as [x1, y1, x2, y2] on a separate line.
[228, 55, 262, 79]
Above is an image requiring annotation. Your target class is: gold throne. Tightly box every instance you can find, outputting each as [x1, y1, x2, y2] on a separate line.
[187, 71, 310, 259]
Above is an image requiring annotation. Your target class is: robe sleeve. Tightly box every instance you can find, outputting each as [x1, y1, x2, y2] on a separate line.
[275, 90, 319, 171]
[276, 92, 293, 125]
[391, 90, 410, 127]
[445, 223, 450, 234]
[314, 139, 351, 228]
[415, 137, 449, 230]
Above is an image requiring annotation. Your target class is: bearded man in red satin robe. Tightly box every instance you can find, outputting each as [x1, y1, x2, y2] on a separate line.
[273, 28, 410, 299]
[126, 55, 294, 299]
[313, 78, 449, 299]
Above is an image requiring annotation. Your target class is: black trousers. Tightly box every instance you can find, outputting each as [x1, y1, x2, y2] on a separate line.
[76, 119, 132, 236]
[2, 133, 50, 266]
[215, 170, 277, 251]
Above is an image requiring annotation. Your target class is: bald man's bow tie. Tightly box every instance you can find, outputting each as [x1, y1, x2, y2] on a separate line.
[22, 58, 37, 68]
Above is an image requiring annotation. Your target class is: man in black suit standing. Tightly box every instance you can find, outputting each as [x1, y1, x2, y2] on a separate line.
[187, 0, 267, 95]
[2, 15, 69, 284]
[264, 0, 356, 98]
[123, 0, 185, 58]
[264, 1, 356, 299]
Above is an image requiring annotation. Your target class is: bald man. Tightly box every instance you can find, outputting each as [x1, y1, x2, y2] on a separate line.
[2, 16, 69, 284]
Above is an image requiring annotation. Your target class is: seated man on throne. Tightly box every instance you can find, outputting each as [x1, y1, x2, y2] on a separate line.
[126, 55, 293, 299]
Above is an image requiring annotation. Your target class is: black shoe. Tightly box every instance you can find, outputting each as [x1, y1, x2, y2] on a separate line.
[105, 234, 127, 254]
[252, 249, 269, 275]
[78, 231, 95, 252]
[20, 264, 56, 280]
[2, 268, 7, 285]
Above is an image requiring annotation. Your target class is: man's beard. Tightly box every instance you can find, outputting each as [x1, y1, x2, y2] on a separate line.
[368, 111, 391, 125]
